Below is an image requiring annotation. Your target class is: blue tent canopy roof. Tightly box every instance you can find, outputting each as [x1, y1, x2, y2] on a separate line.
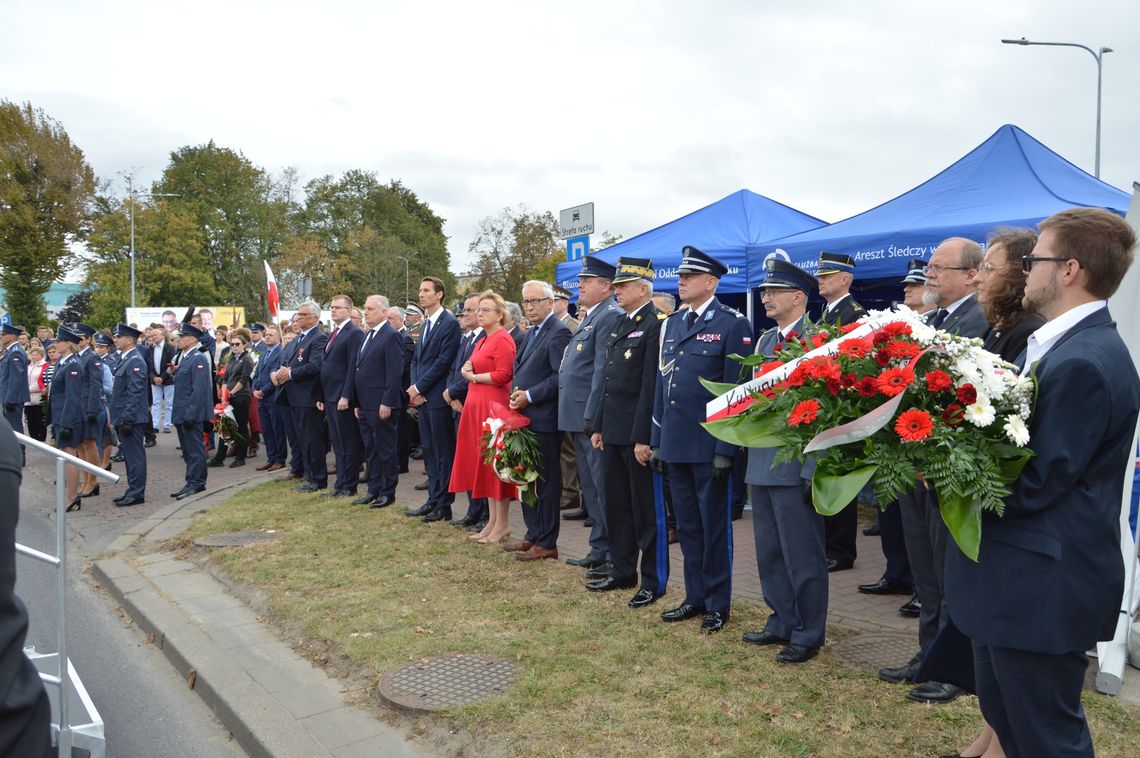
[758, 124, 1130, 284]
[554, 189, 824, 299]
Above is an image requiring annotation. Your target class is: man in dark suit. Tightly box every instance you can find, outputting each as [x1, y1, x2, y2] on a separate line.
[443, 294, 488, 528]
[349, 295, 405, 507]
[388, 307, 416, 474]
[882, 237, 991, 703]
[815, 252, 868, 573]
[503, 281, 572, 561]
[272, 301, 329, 492]
[109, 324, 150, 506]
[559, 258, 621, 572]
[319, 295, 364, 498]
[406, 277, 461, 522]
[946, 208, 1139, 755]
[252, 324, 287, 471]
[742, 259, 828, 664]
[583, 258, 667, 607]
[169, 323, 214, 500]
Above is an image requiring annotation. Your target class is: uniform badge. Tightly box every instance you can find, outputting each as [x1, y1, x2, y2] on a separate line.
[742, 336, 752, 345]
[695, 333, 722, 342]
[624, 349, 632, 360]
[576, 343, 583, 352]
[628, 331, 644, 338]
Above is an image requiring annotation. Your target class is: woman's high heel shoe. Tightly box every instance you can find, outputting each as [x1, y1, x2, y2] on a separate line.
[66, 497, 82, 512]
[78, 485, 99, 498]
[478, 531, 510, 545]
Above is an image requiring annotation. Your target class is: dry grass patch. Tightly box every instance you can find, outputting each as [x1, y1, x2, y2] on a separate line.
[184, 481, 1140, 757]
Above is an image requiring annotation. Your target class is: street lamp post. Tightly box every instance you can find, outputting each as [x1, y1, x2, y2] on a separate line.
[126, 178, 179, 308]
[395, 256, 410, 307]
[1002, 37, 1113, 178]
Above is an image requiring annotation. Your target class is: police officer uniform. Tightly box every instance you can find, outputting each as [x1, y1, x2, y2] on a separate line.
[248, 323, 268, 357]
[49, 327, 84, 453]
[815, 253, 866, 571]
[170, 323, 214, 500]
[70, 323, 106, 445]
[584, 257, 668, 606]
[0, 325, 30, 438]
[742, 259, 828, 663]
[109, 324, 150, 506]
[651, 246, 751, 633]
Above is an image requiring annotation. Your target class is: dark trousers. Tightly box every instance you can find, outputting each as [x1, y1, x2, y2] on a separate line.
[603, 442, 667, 594]
[397, 408, 415, 472]
[117, 423, 147, 499]
[25, 405, 47, 442]
[560, 431, 580, 509]
[899, 484, 949, 654]
[326, 403, 361, 492]
[358, 408, 398, 498]
[4, 406, 23, 463]
[879, 499, 913, 587]
[667, 461, 732, 615]
[520, 430, 561, 549]
[973, 643, 1092, 758]
[572, 431, 609, 560]
[175, 422, 206, 490]
[281, 403, 302, 475]
[257, 397, 286, 464]
[418, 405, 455, 510]
[290, 405, 327, 486]
[751, 483, 828, 648]
[824, 501, 858, 565]
[659, 471, 676, 530]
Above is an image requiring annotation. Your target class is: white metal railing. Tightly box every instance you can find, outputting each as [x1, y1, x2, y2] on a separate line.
[15, 431, 119, 758]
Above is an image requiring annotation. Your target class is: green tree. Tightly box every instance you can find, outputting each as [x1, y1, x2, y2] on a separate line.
[0, 101, 96, 324]
[468, 206, 561, 298]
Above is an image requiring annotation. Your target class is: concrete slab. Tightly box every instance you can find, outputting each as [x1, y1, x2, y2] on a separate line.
[245, 662, 328, 694]
[272, 680, 348, 720]
[299, 707, 391, 750]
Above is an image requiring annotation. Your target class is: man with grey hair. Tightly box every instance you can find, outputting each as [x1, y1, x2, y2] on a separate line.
[349, 294, 405, 507]
[272, 300, 329, 491]
[506, 301, 526, 349]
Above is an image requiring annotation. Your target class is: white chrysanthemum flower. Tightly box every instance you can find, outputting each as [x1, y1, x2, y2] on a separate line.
[1004, 415, 1030, 447]
[964, 397, 996, 427]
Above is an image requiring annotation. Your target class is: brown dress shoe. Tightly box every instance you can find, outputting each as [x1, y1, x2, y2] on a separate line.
[266, 463, 285, 471]
[515, 545, 558, 562]
[255, 462, 273, 471]
[501, 539, 534, 553]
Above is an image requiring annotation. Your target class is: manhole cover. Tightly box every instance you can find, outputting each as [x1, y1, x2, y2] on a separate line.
[193, 531, 281, 548]
[377, 654, 516, 712]
[828, 632, 917, 672]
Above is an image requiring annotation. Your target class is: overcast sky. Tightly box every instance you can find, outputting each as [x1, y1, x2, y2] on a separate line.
[3, 0, 1137, 275]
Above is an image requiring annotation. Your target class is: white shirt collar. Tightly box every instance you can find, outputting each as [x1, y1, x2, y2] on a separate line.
[690, 296, 715, 318]
[626, 301, 651, 320]
[944, 292, 974, 316]
[1021, 300, 1107, 376]
[424, 307, 444, 328]
[825, 293, 851, 312]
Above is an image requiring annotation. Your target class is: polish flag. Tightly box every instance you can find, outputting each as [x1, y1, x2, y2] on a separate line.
[264, 261, 280, 320]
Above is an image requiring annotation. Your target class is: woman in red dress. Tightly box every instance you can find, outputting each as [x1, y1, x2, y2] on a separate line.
[449, 291, 518, 543]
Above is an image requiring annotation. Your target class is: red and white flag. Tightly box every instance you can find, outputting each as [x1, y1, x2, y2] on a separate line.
[264, 261, 280, 320]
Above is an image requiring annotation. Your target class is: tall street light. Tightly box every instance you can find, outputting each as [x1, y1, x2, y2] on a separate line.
[126, 177, 179, 308]
[1002, 37, 1114, 178]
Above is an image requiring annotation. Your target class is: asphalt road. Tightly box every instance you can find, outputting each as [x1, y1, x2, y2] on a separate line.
[14, 466, 245, 758]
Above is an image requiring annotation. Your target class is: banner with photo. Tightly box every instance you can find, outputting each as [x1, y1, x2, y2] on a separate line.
[125, 307, 247, 333]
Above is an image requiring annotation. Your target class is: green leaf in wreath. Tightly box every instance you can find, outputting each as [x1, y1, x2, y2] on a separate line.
[702, 412, 785, 448]
[938, 490, 982, 562]
[811, 464, 877, 516]
[698, 376, 741, 397]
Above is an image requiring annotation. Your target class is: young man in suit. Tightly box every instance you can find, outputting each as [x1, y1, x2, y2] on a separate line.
[945, 208, 1139, 756]
[504, 281, 572, 561]
[348, 295, 405, 508]
[320, 295, 364, 498]
[272, 301, 329, 492]
[252, 324, 287, 471]
[406, 277, 461, 522]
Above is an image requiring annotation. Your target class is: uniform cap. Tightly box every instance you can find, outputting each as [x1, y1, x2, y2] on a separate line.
[93, 333, 114, 347]
[178, 322, 206, 340]
[0, 324, 21, 336]
[250, 322, 266, 333]
[677, 246, 728, 278]
[758, 259, 817, 293]
[900, 258, 928, 285]
[55, 326, 80, 344]
[70, 322, 97, 337]
[579, 256, 617, 280]
[112, 323, 142, 339]
[817, 252, 856, 276]
[612, 257, 655, 284]
[552, 285, 572, 301]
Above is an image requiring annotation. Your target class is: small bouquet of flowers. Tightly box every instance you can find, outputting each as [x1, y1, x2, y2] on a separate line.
[702, 306, 1036, 560]
[481, 401, 542, 506]
[213, 386, 246, 446]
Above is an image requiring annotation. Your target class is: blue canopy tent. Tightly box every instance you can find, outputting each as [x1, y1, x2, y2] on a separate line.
[554, 189, 824, 304]
[756, 125, 1131, 290]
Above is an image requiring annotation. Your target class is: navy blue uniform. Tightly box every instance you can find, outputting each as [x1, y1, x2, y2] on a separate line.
[171, 349, 214, 491]
[110, 347, 150, 500]
[50, 355, 85, 447]
[253, 342, 287, 466]
[651, 298, 751, 617]
[76, 347, 105, 443]
[0, 343, 29, 436]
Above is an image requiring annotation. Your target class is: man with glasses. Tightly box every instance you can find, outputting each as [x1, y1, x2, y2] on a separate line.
[319, 295, 364, 498]
[922, 239, 989, 337]
[272, 301, 329, 492]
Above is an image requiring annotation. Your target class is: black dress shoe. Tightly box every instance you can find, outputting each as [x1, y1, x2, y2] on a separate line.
[110, 452, 126, 462]
[207, 459, 225, 468]
[627, 589, 661, 609]
[176, 486, 205, 501]
[584, 562, 613, 580]
[465, 520, 488, 532]
[827, 558, 854, 572]
[414, 480, 429, 491]
[404, 503, 433, 517]
[566, 554, 607, 568]
[451, 514, 479, 527]
[78, 485, 100, 498]
[370, 495, 394, 509]
[862, 524, 881, 536]
[351, 493, 379, 505]
[170, 487, 188, 498]
[742, 630, 789, 647]
[562, 508, 588, 521]
[899, 595, 922, 617]
[115, 496, 145, 507]
[700, 612, 727, 634]
[583, 517, 594, 527]
[113, 495, 127, 504]
[776, 644, 819, 663]
[294, 482, 323, 493]
[143, 437, 157, 448]
[585, 576, 636, 592]
[878, 654, 923, 684]
[907, 681, 964, 704]
[661, 603, 706, 622]
[228, 458, 245, 468]
[422, 508, 452, 523]
[857, 577, 913, 596]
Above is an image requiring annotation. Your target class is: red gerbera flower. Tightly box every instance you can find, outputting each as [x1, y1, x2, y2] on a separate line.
[809, 333, 829, 348]
[856, 377, 878, 398]
[826, 378, 842, 395]
[874, 350, 892, 367]
[925, 370, 953, 392]
[942, 403, 965, 426]
[957, 384, 978, 405]
[838, 338, 873, 359]
[875, 367, 915, 397]
[895, 409, 934, 442]
[880, 322, 913, 339]
[759, 361, 784, 376]
[838, 322, 862, 334]
[886, 340, 922, 360]
[841, 372, 858, 388]
[802, 356, 841, 381]
[872, 330, 892, 346]
[787, 399, 821, 427]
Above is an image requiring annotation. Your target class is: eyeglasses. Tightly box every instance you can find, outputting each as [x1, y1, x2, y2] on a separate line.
[923, 264, 972, 275]
[1022, 256, 1071, 272]
[475, 307, 499, 313]
[522, 297, 551, 306]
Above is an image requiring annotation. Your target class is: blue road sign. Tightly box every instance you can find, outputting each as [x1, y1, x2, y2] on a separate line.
[566, 234, 589, 262]
[0, 315, 10, 326]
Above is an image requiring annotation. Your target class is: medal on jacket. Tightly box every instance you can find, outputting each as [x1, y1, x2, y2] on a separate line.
[624, 349, 632, 360]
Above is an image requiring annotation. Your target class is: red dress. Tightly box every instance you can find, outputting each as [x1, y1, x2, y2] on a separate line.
[449, 328, 518, 500]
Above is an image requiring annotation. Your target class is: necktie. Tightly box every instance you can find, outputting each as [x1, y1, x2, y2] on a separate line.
[522, 326, 540, 360]
[928, 309, 948, 328]
[421, 318, 432, 347]
[686, 310, 698, 328]
[326, 325, 340, 352]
